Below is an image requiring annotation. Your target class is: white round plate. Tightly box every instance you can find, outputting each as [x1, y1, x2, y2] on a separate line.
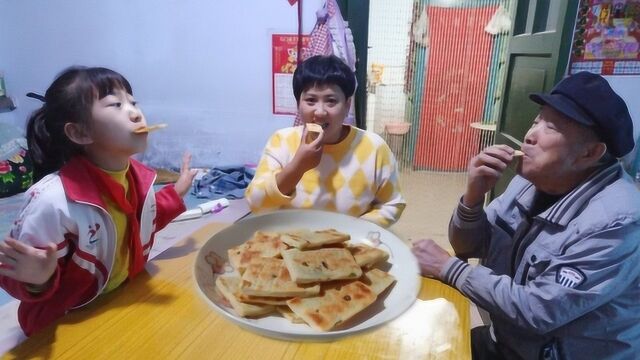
[193, 209, 420, 341]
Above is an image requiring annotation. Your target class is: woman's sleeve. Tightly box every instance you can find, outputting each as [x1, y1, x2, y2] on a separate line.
[360, 142, 406, 228]
[245, 132, 296, 212]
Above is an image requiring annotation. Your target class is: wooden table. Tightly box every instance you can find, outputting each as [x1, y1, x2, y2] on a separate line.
[5, 223, 470, 359]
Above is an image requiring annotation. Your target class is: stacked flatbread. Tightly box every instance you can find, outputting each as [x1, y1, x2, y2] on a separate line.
[215, 228, 396, 331]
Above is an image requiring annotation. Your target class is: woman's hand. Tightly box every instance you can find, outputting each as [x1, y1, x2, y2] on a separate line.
[274, 128, 325, 196]
[292, 126, 325, 173]
[174, 152, 198, 197]
[411, 239, 452, 279]
[0, 237, 58, 286]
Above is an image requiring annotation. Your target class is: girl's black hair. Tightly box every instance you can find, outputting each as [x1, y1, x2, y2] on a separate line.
[26, 66, 132, 181]
[292, 55, 356, 103]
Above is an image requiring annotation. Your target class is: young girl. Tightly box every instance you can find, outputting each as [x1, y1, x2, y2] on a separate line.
[245, 55, 405, 227]
[0, 67, 196, 336]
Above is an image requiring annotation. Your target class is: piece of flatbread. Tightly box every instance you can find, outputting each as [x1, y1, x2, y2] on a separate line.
[509, 150, 524, 170]
[235, 292, 291, 306]
[276, 306, 306, 324]
[281, 248, 362, 284]
[133, 123, 168, 134]
[305, 123, 324, 143]
[319, 268, 395, 296]
[215, 275, 274, 317]
[240, 257, 320, 297]
[362, 268, 396, 295]
[286, 281, 377, 331]
[347, 244, 389, 268]
[227, 231, 288, 274]
[280, 229, 350, 250]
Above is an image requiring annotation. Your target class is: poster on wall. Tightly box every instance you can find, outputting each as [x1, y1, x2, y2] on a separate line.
[272, 34, 310, 115]
[569, 0, 640, 75]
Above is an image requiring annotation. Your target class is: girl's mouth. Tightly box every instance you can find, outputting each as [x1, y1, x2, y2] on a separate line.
[133, 123, 167, 134]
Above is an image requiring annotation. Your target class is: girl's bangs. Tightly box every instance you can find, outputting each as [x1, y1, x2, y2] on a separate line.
[87, 68, 133, 99]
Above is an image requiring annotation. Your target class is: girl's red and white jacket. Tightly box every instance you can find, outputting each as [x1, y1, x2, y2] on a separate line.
[0, 157, 186, 336]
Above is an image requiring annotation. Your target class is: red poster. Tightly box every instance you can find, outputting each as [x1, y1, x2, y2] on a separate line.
[272, 34, 310, 115]
[569, 0, 640, 75]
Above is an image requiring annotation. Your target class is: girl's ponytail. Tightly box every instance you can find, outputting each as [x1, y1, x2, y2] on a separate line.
[26, 106, 68, 181]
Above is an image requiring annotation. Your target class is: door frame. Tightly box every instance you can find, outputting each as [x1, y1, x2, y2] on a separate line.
[337, 0, 370, 130]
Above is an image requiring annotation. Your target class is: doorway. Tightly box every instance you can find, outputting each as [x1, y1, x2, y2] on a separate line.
[366, 0, 517, 243]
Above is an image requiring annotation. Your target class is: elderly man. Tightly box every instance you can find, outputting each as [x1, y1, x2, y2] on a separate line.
[413, 72, 640, 359]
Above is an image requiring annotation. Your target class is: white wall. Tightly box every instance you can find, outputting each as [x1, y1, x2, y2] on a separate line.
[604, 76, 640, 169]
[0, 0, 323, 168]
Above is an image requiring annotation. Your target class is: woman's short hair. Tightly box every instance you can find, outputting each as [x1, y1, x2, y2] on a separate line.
[292, 55, 356, 103]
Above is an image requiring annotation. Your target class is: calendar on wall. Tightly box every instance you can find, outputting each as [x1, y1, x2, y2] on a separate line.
[272, 34, 310, 115]
[569, 0, 640, 75]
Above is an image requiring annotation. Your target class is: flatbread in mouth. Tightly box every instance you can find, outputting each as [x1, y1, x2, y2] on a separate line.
[133, 123, 167, 133]
[305, 123, 324, 143]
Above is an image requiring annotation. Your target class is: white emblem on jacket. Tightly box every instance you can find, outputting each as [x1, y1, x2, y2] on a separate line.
[556, 267, 585, 288]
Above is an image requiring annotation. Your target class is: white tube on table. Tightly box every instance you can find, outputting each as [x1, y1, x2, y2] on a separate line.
[172, 198, 230, 222]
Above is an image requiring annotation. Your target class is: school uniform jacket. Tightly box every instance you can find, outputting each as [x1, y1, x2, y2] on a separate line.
[442, 163, 640, 359]
[0, 157, 185, 336]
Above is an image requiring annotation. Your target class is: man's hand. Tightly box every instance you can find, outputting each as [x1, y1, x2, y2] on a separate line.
[0, 238, 58, 286]
[174, 152, 198, 197]
[464, 145, 517, 207]
[411, 239, 452, 279]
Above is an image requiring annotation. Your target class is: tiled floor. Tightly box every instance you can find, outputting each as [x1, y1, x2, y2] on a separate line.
[392, 169, 486, 329]
[392, 169, 467, 248]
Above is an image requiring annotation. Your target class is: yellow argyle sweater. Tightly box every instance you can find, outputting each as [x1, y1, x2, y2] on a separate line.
[246, 125, 405, 227]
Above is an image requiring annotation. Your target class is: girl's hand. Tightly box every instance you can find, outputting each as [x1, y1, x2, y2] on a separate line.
[174, 152, 198, 197]
[0, 237, 58, 286]
[292, 126, 325, 173]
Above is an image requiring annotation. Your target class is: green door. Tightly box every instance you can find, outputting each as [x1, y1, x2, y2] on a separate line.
[492, 0, 578, 198]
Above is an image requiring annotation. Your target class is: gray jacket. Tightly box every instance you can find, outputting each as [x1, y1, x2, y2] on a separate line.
[441, 163, 640, 359]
